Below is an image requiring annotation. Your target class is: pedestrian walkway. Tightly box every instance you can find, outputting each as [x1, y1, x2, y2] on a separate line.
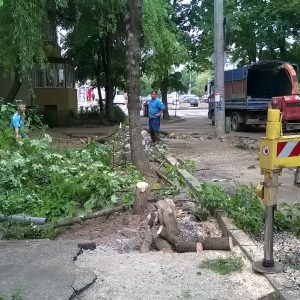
[0, 240, 95, 300]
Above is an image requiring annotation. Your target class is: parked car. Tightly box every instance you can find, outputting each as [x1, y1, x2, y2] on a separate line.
[200, 96, 209, 103]
[113, 94, 127, 105]
[184, 96, 199, 107]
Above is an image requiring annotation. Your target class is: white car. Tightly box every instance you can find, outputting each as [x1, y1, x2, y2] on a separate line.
[113, 94, 127, 105]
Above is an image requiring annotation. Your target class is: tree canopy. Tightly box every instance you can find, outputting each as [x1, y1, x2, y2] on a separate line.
[2, 0, 300, 103]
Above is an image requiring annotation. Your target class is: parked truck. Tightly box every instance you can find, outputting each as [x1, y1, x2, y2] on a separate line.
[207, 60, 300, 131]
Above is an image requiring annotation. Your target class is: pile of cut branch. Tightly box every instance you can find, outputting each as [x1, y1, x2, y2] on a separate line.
[140, 199, 233, 253]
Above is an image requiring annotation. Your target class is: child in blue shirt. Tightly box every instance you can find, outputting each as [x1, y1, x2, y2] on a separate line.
[10, 104, 26, 139]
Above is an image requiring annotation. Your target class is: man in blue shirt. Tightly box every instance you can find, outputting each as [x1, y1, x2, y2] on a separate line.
[147, 90, 165, 142]
[10, 104, 26, 139]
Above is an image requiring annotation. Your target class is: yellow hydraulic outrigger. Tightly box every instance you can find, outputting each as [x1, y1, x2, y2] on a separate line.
[253, 109, 300, 273]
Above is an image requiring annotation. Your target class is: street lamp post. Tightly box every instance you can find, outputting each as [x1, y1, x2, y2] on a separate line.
[214, 0, 225, 137]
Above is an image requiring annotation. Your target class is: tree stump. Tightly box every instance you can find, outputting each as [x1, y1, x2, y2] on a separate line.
[133, 182, 149, 214]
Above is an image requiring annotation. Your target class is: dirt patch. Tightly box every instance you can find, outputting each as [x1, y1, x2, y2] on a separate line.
[56, 189, 222, 254]
[163, 135, 300, 205]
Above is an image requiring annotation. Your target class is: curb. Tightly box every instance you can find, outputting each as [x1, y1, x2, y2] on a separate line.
[156, 149, 300, 300]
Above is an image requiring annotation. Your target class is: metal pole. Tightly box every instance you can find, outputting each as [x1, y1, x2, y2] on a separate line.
[175, 92, 177, 117]
[253, 170, 283, 274]
[263, 206, 275, 267]
[214, 0, 225, 137]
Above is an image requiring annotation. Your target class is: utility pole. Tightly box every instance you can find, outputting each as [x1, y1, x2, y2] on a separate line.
[214, 0, 225, 137]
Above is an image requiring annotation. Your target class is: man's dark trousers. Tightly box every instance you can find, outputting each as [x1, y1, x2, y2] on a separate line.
[149, 117, 161, 142]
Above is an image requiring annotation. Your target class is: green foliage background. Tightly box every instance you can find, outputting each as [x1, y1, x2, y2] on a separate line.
[0, 103, 141, 222]
[193, 183, 300, 236]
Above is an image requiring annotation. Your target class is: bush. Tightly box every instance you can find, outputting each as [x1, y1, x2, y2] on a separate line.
[0, 100, 46, 131]
[111, 105, 126, 123]
[0, 101, 140, 227]
[77, 105, 126, 125]
[0, 137, 142, 222]
[193, 183, 300, 236]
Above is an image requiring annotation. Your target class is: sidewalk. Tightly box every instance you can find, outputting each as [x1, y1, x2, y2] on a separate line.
[0, 240, 95, 300]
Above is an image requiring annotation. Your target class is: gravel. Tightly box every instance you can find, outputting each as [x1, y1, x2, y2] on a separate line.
[75, 247, 274, 300]
[253, 231, 300, 290]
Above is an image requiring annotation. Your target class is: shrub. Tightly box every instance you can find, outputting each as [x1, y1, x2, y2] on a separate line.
[0, 137, 142, 222]
[193, 182, 300, 236]
[111, 105, 126, 123]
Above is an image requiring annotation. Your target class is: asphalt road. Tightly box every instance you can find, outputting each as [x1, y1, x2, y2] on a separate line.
[162, 108, 265, 140]
[118, 105, 266, 139]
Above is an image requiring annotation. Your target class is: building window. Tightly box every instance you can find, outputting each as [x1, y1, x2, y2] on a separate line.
[34, 62, 74, 88]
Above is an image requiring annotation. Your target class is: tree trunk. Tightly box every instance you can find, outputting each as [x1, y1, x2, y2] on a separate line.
[105, 83, 114, 122]
[95, 55, 104, 112]
[96, 78, 104, 111]
[279, 38, 286, 60]
[176, 241, 204, 253]
[4, 68, 22, 103]
[97, 85, 104, 111]
[157, 225, 232, 251]
[152, 227, 173, 253]
[198, 237, 233, 251]
[126, 0, 148, 174]
[101, 35, 114, 122]
[160, 80, 170, 120]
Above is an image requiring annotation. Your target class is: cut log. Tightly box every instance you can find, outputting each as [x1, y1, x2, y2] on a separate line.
[151, 226, 173, 253]
[153, 236, 173, 253]
[157, 225, 179, 244]
[140, 226, 153, 253]
[133, 182, 149, 214]
[156, 199, 179, 236]
[176, 241, 203, 253]
[157, 226, 232, 252]
[157, 226, 203, 253]
[199, 237, 233, 251]
[147, 212, 158, 228]
[53, 205, 126, 228]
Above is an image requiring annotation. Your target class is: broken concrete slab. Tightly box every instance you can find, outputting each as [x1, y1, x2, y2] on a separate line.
[0, 240, 96, 300]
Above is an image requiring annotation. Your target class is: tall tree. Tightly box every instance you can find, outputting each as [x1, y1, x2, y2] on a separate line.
[0, 0, 68, 102]
[61, 0, 127, 122]
[143, 0, 187, 119]
[126, 0, 147, 174]
[225, 0, 300, 63]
